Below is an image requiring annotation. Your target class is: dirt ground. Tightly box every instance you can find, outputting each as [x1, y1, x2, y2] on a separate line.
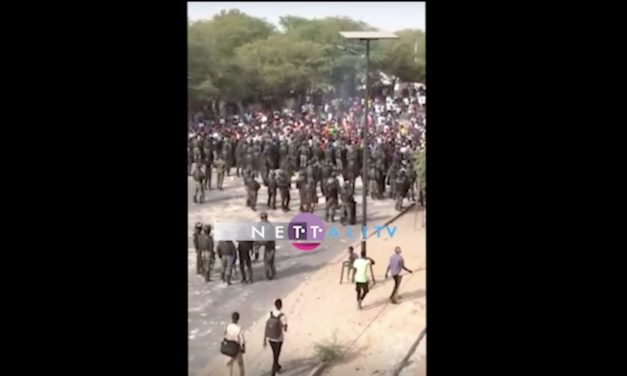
[204, 207, 426, 376]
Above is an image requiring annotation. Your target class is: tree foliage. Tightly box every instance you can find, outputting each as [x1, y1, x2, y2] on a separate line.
[188, 10, 426, 111]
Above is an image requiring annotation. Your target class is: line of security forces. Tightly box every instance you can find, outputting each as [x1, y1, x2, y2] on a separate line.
[189, 129, 423, 218]
[193, 212, 278, 285]
[190, 104, 425, 285]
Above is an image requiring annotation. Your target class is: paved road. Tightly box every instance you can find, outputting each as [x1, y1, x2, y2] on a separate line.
[187, 171, 410, 376]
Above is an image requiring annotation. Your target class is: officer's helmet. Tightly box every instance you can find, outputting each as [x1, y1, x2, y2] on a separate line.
[195, 222, 203, 230]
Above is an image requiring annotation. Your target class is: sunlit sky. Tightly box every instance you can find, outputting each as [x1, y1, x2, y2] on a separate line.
[187, 2, 425, 32]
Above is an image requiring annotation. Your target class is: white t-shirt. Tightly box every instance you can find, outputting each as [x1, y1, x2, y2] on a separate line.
[224, 323, 245, 345]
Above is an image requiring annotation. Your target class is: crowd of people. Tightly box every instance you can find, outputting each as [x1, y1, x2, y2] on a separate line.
[190, 91, 426, 286]
[188, 92, 426, 214]
[191, 91, 425, 376]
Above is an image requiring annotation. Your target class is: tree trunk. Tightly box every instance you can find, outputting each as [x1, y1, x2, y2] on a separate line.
[236, 101, 245, 116]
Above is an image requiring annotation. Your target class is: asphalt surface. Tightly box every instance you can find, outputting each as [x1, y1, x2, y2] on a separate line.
[187, 169, 409, 376]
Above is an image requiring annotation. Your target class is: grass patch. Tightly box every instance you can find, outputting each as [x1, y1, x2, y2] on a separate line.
[313, 340, 346, 364]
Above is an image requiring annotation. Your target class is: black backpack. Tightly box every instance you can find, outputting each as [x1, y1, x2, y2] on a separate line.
[265, 312, 284, 340]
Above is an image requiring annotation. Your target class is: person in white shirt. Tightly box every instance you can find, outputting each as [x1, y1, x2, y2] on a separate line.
[224, 312, 245, 376]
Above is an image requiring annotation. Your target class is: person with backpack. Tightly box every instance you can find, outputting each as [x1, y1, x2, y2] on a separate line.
[263, 299, 287, 376]
[222, 311, 245, 376]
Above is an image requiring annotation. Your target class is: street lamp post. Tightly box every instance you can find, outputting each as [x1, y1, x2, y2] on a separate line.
[340, 31, 398, 257]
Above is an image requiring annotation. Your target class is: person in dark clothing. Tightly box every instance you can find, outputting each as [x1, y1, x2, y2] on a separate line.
[237, 241, 254, 284]
[385, 246, 413, 304]
[247, 176, 261, 211]
[263, 299, 288, 376]
[267, 170, 278, 210]
[193, 222, 203, 275]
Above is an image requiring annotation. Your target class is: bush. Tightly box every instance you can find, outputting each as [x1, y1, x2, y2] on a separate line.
[313, 341, 346, 363]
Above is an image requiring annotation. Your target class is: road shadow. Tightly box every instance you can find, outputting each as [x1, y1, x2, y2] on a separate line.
[361, 289, 426, 311]
[209, 261, 321, 284]
[256, 356, 320, 376]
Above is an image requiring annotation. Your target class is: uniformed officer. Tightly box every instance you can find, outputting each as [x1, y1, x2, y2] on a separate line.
[325, 172, 340, 222]
[203, 141, 214, 190]
[395, 169, 410, 211]
[267, 170, 278, 210]
[198, 224, 215, 282]
[188, 139, 194, 176]
[320, 159, 332, 197]
[192, 164, 206, 204]
[324, 142, 334, 165]
[214, 157, 226, 190]
[296, 169, 307, 212]
[193, 139, 202, 171]
[244, 146, 255, 176]
[193, 222, 203, 275]
[305, 176, 317, 213]
[259, 212, 277, 280]
[299, 144, 309, 169]
[222, 139, 233, 177]
[237, 240, 254, 284]
[340, 181, 356, 225]
[386, 162, 398, 199]
[235, 140, 246, 177]
[247, 175, 261, 211]
[368, 165, 378, 200]
[277, 169, 290, 211]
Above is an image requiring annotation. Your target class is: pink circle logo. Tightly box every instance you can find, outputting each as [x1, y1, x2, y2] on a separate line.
[288, 213, 325, 251]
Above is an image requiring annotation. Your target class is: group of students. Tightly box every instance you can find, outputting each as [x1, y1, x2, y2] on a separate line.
[221, 298, 287, 376]
[348, 245, 414, 309]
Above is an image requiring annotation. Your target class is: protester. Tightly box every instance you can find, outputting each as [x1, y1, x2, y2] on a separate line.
[385, 246, 413, 304]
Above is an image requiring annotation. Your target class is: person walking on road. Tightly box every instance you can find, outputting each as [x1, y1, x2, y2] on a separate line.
[347, 246, 358, 283]
[254, 212, 277, 279]
[223, 311, 245, 376]
[198, 224, 215, 282]
[385, 246, 413, 304]
[263, 299, 287, 376]
[353, 250, 375, 310]
[192, 163, 206, 204]
[218, 240, 237, 285]
[193, 222, 203, 275]
[214, 157, 227, 190]
[237, 240, 254, 284]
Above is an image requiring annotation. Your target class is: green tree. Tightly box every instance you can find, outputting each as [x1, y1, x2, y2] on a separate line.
[187, 10, 276, 112]
[371, 29, 425, 85]
[188, 10, 426, 112]
[236, 34, 326, 102]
